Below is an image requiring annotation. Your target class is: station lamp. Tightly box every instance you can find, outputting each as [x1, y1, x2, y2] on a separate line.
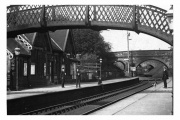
[98, 58, 102, 85]
[14, 47, 21, 56]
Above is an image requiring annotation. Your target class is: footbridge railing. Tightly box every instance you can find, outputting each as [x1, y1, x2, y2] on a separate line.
[7, 5, 173, 45]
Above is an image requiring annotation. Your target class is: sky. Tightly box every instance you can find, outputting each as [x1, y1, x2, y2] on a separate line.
[100, 5, 172, 52]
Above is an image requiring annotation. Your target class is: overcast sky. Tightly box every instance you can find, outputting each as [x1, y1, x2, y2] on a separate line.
[100, 5, 172, 52]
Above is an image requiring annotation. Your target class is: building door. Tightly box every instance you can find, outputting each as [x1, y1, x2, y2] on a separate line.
[71, 63, 77, 79]
[49, 61, 55, 84]
[49, 62, 52, 83]
[51, 61, 54, 83]
[7, 57, 15, 90]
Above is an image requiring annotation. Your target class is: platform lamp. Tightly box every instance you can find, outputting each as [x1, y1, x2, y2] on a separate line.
[61, 64, 65, 88]
[127, 31, 132, 77]
[98, 58, 102, 85]
[14, 47, 20, 91]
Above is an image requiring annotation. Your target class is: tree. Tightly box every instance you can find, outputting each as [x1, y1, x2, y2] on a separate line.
[72, 29, 117, 67]
[72, 29, 111, 55]
[72, 29, 116, 58]
[72, 29, 124, 78]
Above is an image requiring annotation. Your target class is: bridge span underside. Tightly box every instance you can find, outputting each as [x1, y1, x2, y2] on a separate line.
[7, 5, 173, 45]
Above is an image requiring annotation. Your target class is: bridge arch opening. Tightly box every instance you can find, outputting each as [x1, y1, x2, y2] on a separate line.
[136, 59, 168, 78]
[114, 61, 126, 71]
[136, 59, 168, 68]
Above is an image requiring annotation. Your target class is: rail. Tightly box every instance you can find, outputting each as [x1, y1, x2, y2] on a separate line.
[21, 81, 152, 115]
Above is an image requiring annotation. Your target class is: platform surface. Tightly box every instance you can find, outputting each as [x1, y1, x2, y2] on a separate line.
[90, 77, 173, 115]
[7, 77, 138, 100]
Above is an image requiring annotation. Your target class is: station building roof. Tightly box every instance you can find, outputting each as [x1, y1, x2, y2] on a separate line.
[49, 30, 69, 52]
[7, 37, 31, 56]
[7, 29, 77, 60]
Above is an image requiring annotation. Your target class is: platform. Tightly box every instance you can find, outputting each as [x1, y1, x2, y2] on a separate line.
[7, 77, 139, 100]
[90, 77, 173, 115]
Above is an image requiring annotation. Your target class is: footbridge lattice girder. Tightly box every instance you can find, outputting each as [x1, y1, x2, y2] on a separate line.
[7, 5, 173, 45]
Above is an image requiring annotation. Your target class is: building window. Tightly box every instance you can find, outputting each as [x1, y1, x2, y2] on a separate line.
[24, 62, 27, 76]
[70, 63, 73, 75]
[44, 63, 46, 76]
[31, 63, 35, 75]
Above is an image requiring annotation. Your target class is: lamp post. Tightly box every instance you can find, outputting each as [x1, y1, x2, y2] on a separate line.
[14, 47, 20, 91]
[61, 63, 65, 88]
[98, 58, 102, 85]
[127, 31, 131, 77]
[76, 68, 81, 88]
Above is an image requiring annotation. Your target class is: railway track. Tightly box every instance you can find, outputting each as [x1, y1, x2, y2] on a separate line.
[21, 81, 152, 115]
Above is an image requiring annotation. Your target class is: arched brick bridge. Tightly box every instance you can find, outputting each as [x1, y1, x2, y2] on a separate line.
[114, 50, 173, 70]
[7, 5, 173, 45]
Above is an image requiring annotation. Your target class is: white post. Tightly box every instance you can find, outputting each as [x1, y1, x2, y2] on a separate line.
[127, 31, 130, 77]
[98, 58, 102, 85]
[100, 63, 101, 80]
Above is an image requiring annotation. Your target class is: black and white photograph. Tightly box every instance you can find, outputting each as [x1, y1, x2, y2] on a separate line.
[3, 0, 179, 119]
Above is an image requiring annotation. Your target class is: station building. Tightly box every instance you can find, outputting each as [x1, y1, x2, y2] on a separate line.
[7, 29, 79, 90]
